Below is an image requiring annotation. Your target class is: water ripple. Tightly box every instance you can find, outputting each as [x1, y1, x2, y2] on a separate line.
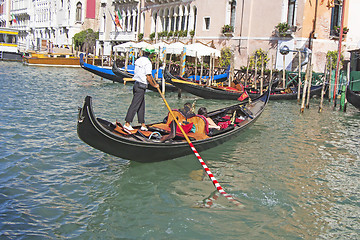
[0, 62, 359, 239]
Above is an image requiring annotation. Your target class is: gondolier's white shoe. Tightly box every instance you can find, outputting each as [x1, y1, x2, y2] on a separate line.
[140, 126, 148, 131]
[124, 124, 134, 131]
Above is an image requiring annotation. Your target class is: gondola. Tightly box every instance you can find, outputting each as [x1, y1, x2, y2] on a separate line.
[164, 71, 249, 100]
[112, 61, 178, 92]
[79, 53, 127, 83]
[186, 65, 230, 83]
[164, 70, 324, 100]
[346, 85, 360, 110]
[77, 76, 271, 162]
[248, 84, 324, 100]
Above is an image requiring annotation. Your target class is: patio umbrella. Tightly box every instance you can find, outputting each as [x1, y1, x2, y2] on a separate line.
[186, 43, 221, 57]
[166, 42, 185, 55]
[113, 42, 136, 52]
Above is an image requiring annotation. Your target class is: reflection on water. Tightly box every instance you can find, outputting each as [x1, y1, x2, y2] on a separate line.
[0, 62, 359, 239]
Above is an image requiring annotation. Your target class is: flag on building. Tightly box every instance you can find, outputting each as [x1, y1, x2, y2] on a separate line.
[12, 14, 17, 24]
[115, 10, 122, 29]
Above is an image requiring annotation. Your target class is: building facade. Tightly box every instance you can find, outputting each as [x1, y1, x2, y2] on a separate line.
[2, 0, 359, 71]
[0, 0, 101, 53]
[99, 0, 359, 72]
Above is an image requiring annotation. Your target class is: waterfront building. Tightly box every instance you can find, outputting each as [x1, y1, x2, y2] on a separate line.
[0, 0, 8, 27]
[99, 0, 359, 72]
[0, 0, 101, 53]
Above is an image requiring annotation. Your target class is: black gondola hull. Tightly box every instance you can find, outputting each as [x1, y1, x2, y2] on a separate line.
[249, 85, 324, 100]
[346, 85, 360, 110]
[77, 85, 270, 162]
[164, 70, 324, 100]
[79, 53, 127, 83]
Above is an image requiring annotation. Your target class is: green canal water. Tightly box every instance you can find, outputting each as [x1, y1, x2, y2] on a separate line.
[0, 61, 359, 239]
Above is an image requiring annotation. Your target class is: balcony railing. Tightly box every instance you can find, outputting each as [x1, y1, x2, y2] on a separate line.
[110, 31, 137, 41]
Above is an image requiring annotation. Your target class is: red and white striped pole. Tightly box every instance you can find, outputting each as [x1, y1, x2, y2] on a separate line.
[157, 87, 242, 207]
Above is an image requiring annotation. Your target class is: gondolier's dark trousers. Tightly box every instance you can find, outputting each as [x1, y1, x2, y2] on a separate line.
[125, 81, 147, 124]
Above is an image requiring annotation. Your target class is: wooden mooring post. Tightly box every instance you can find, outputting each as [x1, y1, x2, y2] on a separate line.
[328, 56, 333, 102]
[194, 52, 198, 84]
[341, 62, 350, 112]
[125, 51, 129, 72]
[245, 56, 249, 87]
[318, 57, 328, 113]
[260, 56, 264, 95]
[162, 47, 166, 95]
[92, 46, 95, 65]
[283, 54, 286, 88]
[200, 56, 204, 84]
[306, 65, 313, 108]
[333, 61, 341, 110]
[300, 65, 311, 113]
[297, 52, 302, 102]
[269, 56, 274, 86]
[228, 51, 235, 88]
[254, 56, 258, 89]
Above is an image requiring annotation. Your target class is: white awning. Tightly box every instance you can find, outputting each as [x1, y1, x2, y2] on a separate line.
[185, 43, 221, 57]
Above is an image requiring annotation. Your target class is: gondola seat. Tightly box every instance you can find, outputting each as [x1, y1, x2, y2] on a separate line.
[150, 109, 187, 132]
[149, 111, 210, 140]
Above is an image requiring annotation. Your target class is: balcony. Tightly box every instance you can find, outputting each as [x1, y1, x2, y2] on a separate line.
[145, 0, 178, 3]
[110, 31, 137, 41]
[114, 0, 139, 3]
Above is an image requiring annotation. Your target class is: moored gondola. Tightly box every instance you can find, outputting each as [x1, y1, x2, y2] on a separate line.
[79, 53, 127, 83]
[346, 85, 360, 110]
[248, 85, 324, 100]
[164, 70, 250, 101]
[164, 70, 324, 100]
[77, 80, 271, 162]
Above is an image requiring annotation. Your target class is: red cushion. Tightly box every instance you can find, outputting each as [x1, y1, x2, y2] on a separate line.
[218, 121, 230, 129]
[176, 122, 194, 134]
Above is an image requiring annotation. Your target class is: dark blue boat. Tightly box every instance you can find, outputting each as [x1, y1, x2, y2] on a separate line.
[80, 53, 131, 83]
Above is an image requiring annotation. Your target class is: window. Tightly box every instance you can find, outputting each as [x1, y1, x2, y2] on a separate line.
[230, 0, 236, 28]
[135, 13, 138, 32]
[330, 0, 342, 36]
[204, 17, 210, 30]
[0, 33, 4, 43]
[6, 34, 17, 44]
[130, 16, 133, 31]
[287, 0, 296, 26]
[125, 15, 128, 31]
[193, 6, 197, 30]
[165, 16, 169, 31]
[76, 2, 82, 22]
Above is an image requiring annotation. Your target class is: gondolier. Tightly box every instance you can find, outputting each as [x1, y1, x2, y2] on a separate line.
[124, 46, 159, 131]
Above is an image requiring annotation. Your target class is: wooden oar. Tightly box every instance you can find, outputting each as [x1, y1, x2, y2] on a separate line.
[156, 86, 242, 207]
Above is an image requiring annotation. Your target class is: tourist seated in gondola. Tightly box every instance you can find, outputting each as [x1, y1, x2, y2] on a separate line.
[179, 102, 196, 119]
[162, 102, 195, 124]
[197, 107, 220, 131]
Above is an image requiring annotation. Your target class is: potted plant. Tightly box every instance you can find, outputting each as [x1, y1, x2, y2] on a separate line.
[138, 33, 143, 42]
[275, 22, 293, 37]
[149, 32, 155, 41]
[189, 30, 195, 38]
[334, 26, 349, 36]
[167, 31, 173, 39]
[222, 24, 234, 36]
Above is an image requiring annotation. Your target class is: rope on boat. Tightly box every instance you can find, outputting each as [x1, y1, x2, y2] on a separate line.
[148, 131, 161, 139]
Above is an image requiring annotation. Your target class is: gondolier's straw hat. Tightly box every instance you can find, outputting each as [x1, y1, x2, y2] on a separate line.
[143, 45, 156, 54]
